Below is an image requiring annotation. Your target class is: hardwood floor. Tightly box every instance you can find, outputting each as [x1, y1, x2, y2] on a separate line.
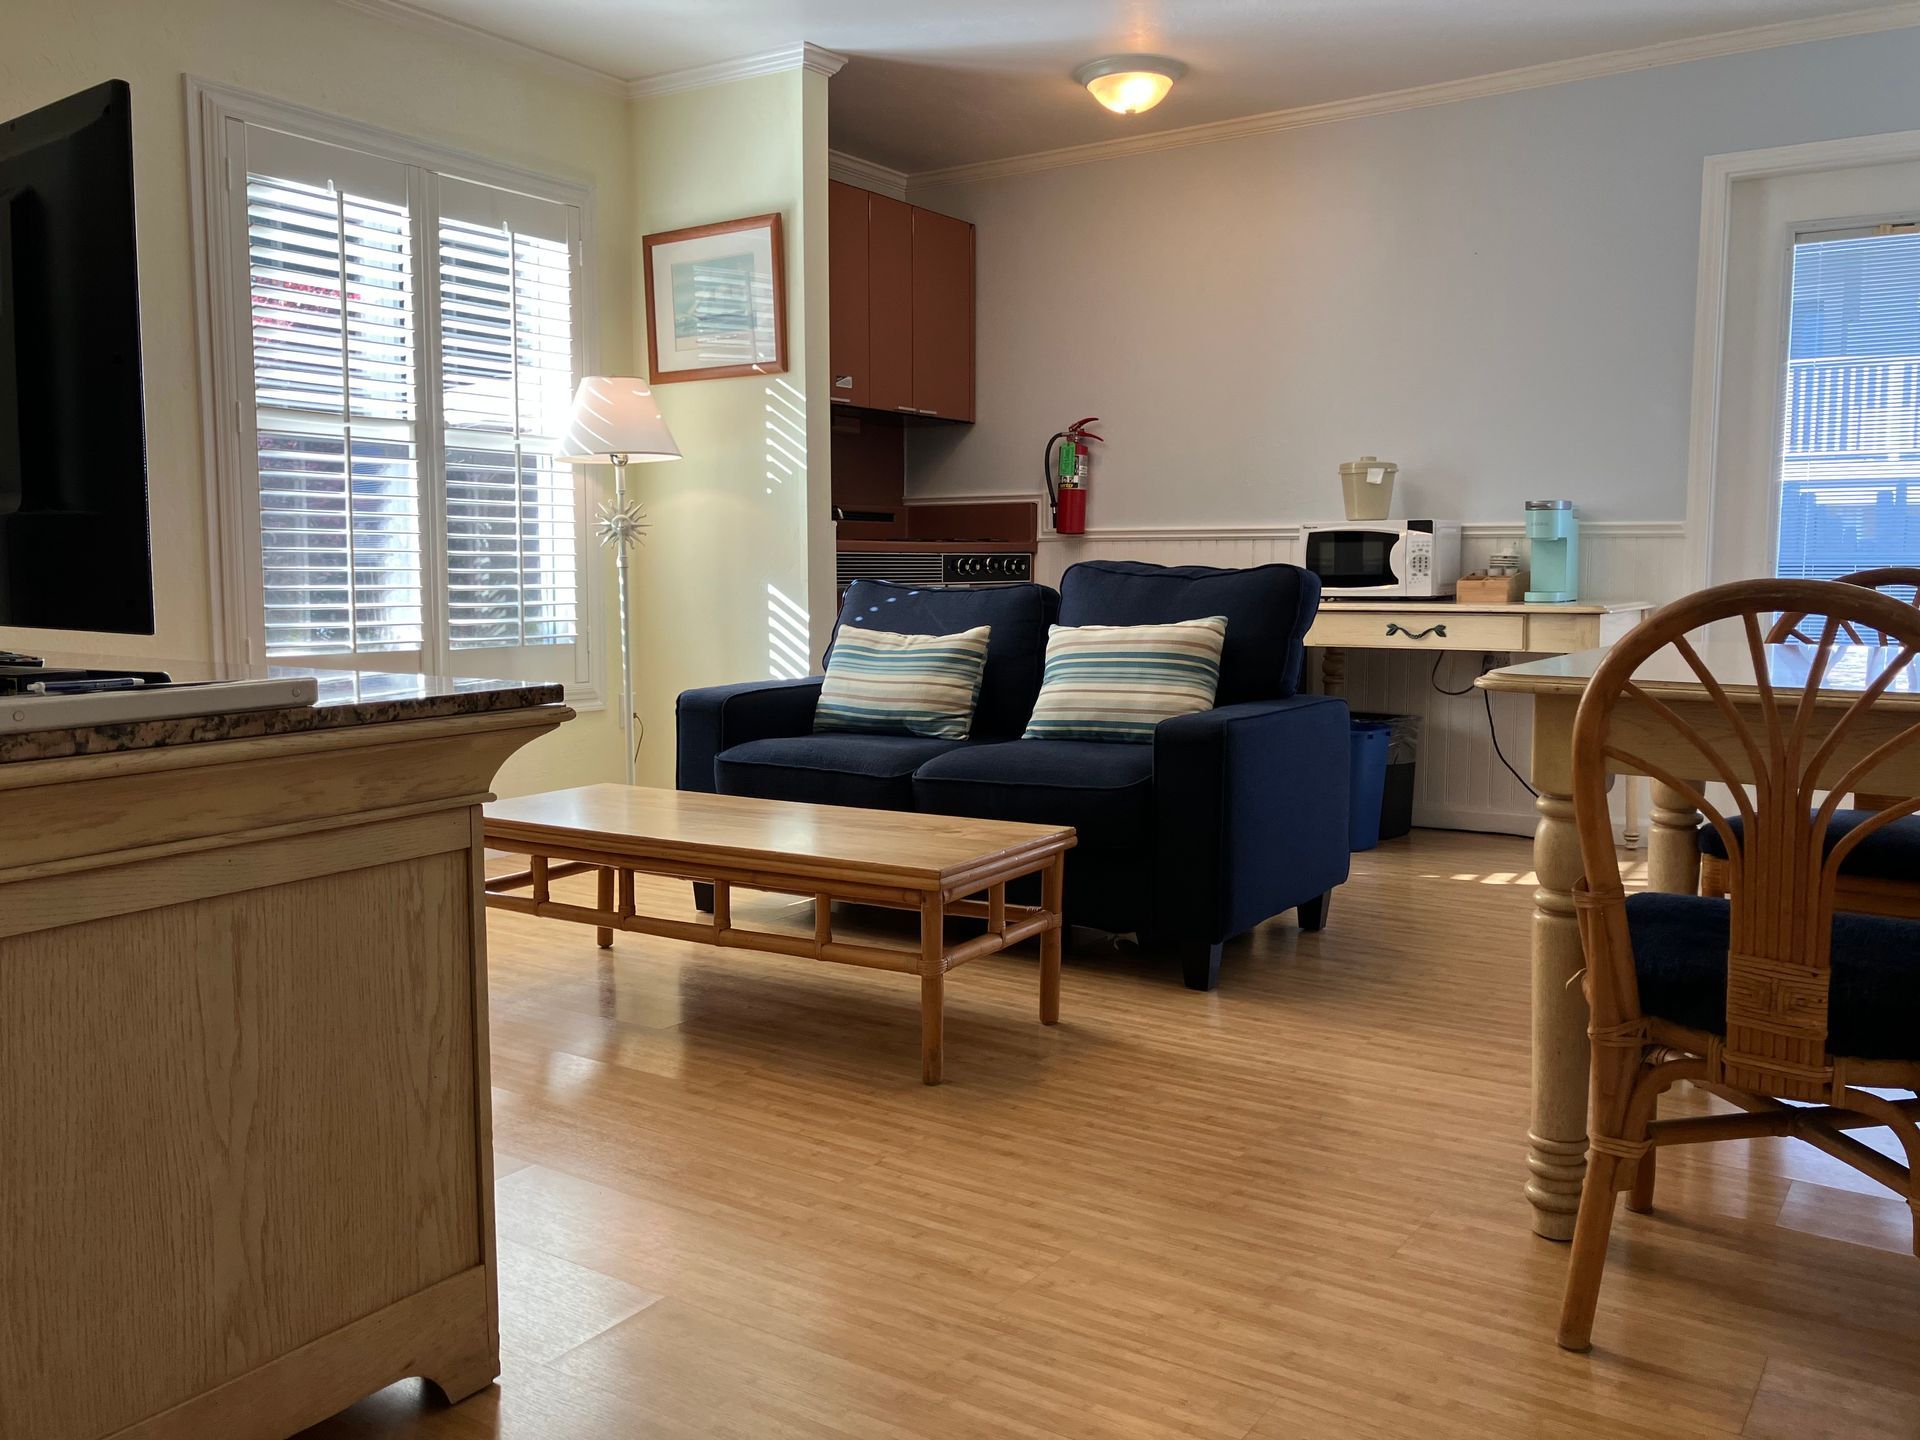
[297, 831, 1920, 1439]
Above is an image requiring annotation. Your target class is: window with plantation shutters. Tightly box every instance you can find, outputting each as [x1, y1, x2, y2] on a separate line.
[204, 105, 596, 695]
[1776, 224, 1920, 581]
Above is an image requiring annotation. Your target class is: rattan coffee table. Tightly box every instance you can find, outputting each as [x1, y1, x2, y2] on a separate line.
[482, 785, 1074, 1083]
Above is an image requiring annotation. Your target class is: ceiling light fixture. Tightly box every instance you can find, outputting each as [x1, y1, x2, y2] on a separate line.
[1072, 54, 1187, 116]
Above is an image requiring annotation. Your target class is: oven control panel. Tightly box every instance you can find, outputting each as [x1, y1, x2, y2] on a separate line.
[942, 553, 1032, 584]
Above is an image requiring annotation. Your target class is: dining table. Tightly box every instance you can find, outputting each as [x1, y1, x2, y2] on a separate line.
[1478, 633, 1920, 1240]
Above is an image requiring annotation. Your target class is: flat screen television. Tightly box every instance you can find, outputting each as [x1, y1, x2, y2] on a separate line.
[0, 79, 153, 635]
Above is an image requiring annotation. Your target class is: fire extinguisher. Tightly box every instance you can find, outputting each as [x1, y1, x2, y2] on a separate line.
[1044, 418, 1102, 535]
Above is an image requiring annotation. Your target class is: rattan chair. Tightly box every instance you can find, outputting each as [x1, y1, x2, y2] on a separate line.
[1698, 568, 1920, 919]
[1558, 578, 1920, 1352]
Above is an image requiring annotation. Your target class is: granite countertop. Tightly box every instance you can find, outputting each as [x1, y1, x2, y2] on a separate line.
[0, 665, 568, 764]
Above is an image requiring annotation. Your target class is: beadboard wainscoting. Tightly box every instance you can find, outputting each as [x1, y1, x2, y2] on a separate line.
[926, 505, 1688, 836]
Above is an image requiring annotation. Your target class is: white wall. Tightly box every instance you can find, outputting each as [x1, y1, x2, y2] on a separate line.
[907, 26, 1920, 540]
[0, 0, 638, 793]
[628, 70, 836, 787]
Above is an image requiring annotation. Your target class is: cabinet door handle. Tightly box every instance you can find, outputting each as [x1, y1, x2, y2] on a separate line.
[917, 408, 939, 416]
[1386, 622, 1447, 640]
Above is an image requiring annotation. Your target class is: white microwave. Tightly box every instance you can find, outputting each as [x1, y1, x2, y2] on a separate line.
[1301, 520, 1462, 599]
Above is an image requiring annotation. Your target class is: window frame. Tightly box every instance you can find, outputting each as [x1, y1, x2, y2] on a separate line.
[187, 78, 602, 705]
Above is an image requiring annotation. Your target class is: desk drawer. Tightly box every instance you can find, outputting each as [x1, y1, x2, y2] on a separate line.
[1309, 610, 1526, 651]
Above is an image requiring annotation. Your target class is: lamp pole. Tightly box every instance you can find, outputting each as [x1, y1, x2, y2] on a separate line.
[597, 451, 646, 786]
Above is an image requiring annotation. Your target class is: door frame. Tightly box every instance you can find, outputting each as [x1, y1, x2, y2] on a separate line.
[1683, 127, 1920, 589]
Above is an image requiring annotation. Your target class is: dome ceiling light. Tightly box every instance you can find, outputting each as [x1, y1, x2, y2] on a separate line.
[1072, 55, 1187, 116]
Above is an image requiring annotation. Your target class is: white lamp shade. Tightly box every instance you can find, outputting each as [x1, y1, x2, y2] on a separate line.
[558, 376, 681, 464]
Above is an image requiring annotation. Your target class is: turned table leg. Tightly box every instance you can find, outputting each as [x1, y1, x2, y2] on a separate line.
[596, 865, 615, 948]
[1321, 646, 1347, 697]
[1527, 694, 1589, 1241]
[1649, 781, 1704, 895]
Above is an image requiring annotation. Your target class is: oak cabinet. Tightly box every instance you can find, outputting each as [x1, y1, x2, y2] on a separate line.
[829, 182, 973, 424]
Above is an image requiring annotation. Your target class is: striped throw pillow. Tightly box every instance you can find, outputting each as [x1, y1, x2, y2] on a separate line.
[1023, 616, 1227, 743]
[814, 625, 992, 739]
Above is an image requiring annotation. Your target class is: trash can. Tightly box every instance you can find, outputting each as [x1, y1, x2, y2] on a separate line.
[1348, 720, 1392, 852]
[1354, 711, 1420, 841]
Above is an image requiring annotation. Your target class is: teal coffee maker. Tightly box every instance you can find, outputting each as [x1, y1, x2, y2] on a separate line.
[1524, 500, 1579, 603]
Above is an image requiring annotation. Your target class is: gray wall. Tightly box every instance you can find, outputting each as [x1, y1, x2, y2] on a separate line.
[907, 27, 1920, 529]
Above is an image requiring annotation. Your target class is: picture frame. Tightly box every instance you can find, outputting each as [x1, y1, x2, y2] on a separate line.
[641, 212, 788, 384]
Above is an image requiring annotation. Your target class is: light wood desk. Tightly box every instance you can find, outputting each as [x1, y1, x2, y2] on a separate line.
[1307, 599, 1650, 694]
[0, 673, 569, 1440]
[1479, 638, 1920, 1241]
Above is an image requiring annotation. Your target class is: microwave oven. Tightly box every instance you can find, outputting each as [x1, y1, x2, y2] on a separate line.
[1301, 520, 1462, 599]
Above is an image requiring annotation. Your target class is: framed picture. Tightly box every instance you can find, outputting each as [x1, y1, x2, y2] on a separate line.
[642, 212, 787, 383]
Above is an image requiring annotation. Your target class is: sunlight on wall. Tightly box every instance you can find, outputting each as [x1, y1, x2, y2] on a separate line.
[767, 584, 811, 678]
[762, 375, 813, 678]
[764, 378, 806, 496]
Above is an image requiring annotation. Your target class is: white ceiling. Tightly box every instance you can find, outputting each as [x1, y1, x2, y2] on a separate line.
[376, 0, 1919, 174]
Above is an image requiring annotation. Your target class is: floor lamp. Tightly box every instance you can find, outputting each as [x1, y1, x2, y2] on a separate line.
[559, 377, 682, 785]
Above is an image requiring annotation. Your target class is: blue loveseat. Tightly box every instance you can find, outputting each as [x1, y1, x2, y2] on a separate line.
[676, 560, 1352, 990]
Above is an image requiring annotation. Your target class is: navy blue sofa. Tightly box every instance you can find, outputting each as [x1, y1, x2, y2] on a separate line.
[676, 560, 1352, 990]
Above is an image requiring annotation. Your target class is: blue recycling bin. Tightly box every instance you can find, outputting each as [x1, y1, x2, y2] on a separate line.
[1348, 720, 1392, 852]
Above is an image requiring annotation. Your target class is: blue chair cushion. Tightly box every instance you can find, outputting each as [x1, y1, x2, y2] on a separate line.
[1625, 892, 1920, 1061]
[1056, 560, 1319, 704]
[827, 581, 1060, 739]
[1697, 811, 1920, 883]
[715, 734, 973, 811]
[912, 739, 1155, 849]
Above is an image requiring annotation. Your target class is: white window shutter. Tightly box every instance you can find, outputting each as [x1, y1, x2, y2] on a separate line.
[246, 149, 422, 658]
[438, 210, 579, 652]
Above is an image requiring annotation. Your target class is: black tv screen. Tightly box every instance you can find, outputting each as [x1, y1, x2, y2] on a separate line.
[0, 79, 153, 635]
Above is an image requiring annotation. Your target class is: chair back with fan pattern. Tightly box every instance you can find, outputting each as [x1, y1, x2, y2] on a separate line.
[1769, 566, 1920, 645]
[1572, 578, 1920, 1101]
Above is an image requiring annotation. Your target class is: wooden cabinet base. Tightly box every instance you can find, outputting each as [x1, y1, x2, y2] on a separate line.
[109, 1269, 495, 1440]
[0, 703, 568, 1440]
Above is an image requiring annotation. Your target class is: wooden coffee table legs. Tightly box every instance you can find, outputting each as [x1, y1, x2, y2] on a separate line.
[1040, 855, 1063, 1026]
[488, 850, 1068, 1084]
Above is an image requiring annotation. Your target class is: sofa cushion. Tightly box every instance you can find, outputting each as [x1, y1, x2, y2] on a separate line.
[716, 734, 972, 811]
[1024, 616, 1227, 743]
[1625, 892, 1920, 1061]
[912, 739, 1155, 848]
[829, 581, 1060, 739]
[1697, 810, 1920, 883]
[815, 624, 991, 739]
[1057, 560, 1319, 703]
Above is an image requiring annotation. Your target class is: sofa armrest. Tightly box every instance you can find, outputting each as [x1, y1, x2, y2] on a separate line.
[1152, 696, 1352, 943]
[676, 677, 823, 793]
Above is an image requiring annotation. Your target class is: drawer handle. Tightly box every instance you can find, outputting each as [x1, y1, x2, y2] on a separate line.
[1386, 622, 1447, 640]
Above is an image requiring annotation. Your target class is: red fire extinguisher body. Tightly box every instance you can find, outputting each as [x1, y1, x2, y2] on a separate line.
[1055, 486, 1087, 534]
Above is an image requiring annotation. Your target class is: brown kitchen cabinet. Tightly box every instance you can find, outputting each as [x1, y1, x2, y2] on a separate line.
[910, 207, 974, 421]
[828, 182, 974, 424]
[827, 180, 870, 408]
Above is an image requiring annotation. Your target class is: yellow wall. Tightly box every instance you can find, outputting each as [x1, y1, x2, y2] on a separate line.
[625, 70, 835, 787]
[0, 1, 834, 794]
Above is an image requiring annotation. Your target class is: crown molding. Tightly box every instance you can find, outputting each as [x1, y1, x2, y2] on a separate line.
[910, 0, 1920, 188]
[828, 150, 910, 199]
[330, 0, 628, 94]
[625, 43, 848, 99]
